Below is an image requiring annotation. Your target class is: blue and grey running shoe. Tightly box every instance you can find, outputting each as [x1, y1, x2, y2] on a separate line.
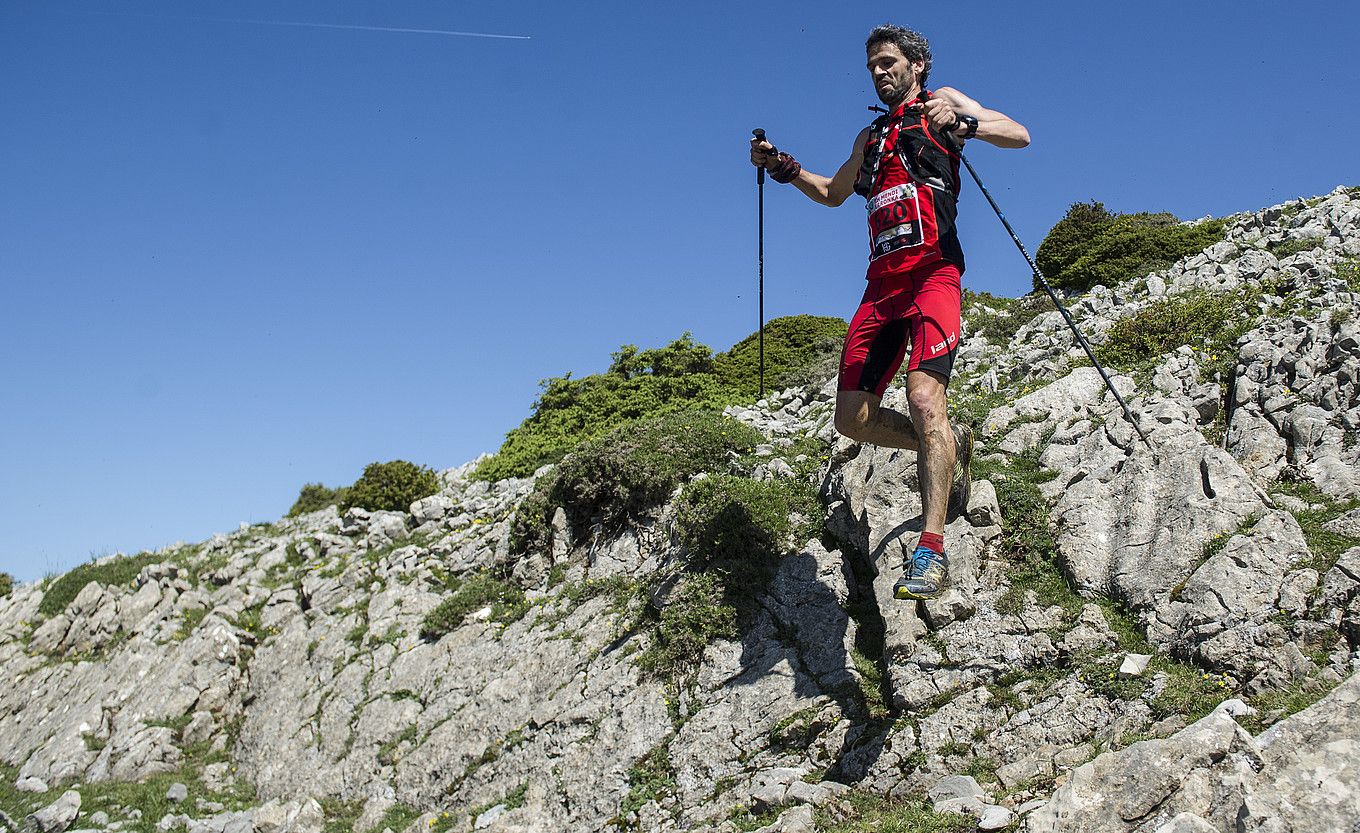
[894, 545, 950, 600]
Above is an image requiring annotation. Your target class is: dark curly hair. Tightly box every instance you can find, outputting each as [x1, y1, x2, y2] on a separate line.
[866, 25, 932, 87]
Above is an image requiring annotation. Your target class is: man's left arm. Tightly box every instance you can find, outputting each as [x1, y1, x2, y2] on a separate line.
[924, 87, 1030, 149]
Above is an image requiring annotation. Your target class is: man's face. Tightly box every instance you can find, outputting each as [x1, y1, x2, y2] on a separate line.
[867, 42, 924, 106]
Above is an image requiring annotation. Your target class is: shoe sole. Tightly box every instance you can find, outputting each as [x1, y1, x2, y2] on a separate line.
[894, 584, 946, 601]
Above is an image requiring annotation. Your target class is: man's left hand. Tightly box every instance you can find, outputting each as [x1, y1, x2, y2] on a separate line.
[922, 97, 958, 134]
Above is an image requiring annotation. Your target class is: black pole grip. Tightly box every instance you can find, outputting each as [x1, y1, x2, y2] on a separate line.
[752, 128, 772, 183]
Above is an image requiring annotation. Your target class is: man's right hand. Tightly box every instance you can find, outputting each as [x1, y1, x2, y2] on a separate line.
[750, 137, 777, 169]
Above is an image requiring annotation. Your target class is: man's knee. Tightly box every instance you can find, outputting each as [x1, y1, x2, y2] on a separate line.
[906, 374, 950, 440]
[835, 393, 875, 441]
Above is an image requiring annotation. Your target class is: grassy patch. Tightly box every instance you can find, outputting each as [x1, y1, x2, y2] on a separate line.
[1267, 236, 1325, 260]
[1239, 677, 1344, 735]
[636, 572, 737, 679]
[1333, 256, 1360, 293]
[420, 570, 529, 641]
[979, 445, 1083, 619]
[1271, 477, 1360, 574]
[814, 790, 974, 833]
[38, 551, 166, 617]
[1098, 290, 1256, 371]
[619, 743, 678, 818]
[508, 410, 763, 556]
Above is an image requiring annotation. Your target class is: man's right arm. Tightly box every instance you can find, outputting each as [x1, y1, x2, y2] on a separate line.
[750, 127, 869, 208]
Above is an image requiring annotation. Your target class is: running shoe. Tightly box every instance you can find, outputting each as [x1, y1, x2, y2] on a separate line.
[946, 423, 974, 523]
[893, 545, 950, 600]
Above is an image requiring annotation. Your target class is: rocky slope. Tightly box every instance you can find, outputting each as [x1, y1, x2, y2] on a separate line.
[2, 186, 1359, 833]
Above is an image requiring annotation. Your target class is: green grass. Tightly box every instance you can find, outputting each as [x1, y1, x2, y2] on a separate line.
[1271, 477, 1360, 574]
[813, 791, 975, 833]
[38, 551, 166, 617]
[619, 743, 678, 818]
[508, 409, 764, 556]
[1267, 236, 1325, 260]
[979, 444, 1084, 619]
[420, 570, 529, 641]
[636, 572, 737, 679]
[1333, 256, 1360, 293]
[1098, 290, 1256, 372]
[0, 739, 256, 833]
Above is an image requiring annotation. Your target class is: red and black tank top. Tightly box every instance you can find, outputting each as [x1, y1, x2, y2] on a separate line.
[854, 94, 965, 279]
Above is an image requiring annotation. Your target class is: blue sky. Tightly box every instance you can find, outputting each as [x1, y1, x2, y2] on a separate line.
[2, 1, 1356, 582]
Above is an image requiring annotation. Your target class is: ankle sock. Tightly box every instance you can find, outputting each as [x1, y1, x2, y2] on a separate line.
[919, 532, 944, 553]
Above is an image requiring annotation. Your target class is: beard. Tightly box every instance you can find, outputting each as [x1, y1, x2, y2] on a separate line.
[876, 79, 910, 106]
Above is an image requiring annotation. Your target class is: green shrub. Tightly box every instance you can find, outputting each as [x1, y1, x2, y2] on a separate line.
[419, 570, 529, 640]
[39, 551, 165, 617]
[619, 743, 679, 817]
[0, 572, 12, 598]
[1035, 201, 1226, 291]
[474, 318, 846, 482]
[962, 289, 1052, 347]
[1267, 236, 1324, 259]
[508, 410, 763, 555]
[1333, 256, 1360, 293]
[636, 572, 737, 676]
[712, 315, 849, 396]
[342, 460, 440, 513]
[287, 483, 349, 517]
[1035, 200, 1116, 284]
[674, 474, 823, 584]
[1098, 290, 1254, 369]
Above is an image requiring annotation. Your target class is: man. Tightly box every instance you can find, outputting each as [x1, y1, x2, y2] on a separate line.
[750, 25, 1029, 600]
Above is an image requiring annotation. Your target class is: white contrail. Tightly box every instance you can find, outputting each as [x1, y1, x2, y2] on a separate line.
[73, 10, 530, 40]
[216, 18, 531, 39]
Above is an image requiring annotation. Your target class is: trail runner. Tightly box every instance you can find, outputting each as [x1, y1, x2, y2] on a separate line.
[750, 24, 1029, 600]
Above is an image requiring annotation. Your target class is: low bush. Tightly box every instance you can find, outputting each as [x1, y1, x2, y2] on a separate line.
[39, 551, 165, 617]
[419, 570, 529, 640]
[1035, 201, 1226, 292]
[0, 572, 12, 598]
[287, 483, 349, 517]
[636, 572, 737, 677]
[674, 474, 823, 585]
[1267, 236, 1324, 260]
[474, 317, 846, 482]
[1098, 290, 1254, 370]
[1035, 200, 1116, 284]
[962, 289, 1051, 348]
[619, 743, 679, 817]
[342, 460, 440, 514]
[508, 410, 763, 555]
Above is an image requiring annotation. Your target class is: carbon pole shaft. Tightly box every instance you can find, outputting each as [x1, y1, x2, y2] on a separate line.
[958, 151, 1151, 446]
[753, 129, 767, 399]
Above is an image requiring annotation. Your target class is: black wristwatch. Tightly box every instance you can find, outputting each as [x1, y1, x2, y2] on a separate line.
[955, 114, 979, 139]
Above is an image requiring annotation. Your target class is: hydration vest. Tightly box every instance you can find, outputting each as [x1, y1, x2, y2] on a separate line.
[853, 93, 965, 278]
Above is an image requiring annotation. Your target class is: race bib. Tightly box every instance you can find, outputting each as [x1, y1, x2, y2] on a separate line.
[867, 183, 924, 261]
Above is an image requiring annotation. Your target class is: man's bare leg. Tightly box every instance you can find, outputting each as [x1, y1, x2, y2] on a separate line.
[904, 369, 954, 538]
[834, 389, 920, 450]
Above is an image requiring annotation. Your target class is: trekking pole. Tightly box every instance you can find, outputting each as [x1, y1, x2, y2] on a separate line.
[753, 128, 768, 399]
[957, 151, 1152, 447]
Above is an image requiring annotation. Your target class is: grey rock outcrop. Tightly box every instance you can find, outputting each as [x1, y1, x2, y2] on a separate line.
[2, 186, 1359, 833]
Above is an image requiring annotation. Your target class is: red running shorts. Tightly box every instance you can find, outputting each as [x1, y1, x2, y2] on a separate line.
[838, 259, 962, 398]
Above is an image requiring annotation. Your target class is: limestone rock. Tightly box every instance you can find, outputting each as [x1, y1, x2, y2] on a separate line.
[28, 790, 82, 833]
